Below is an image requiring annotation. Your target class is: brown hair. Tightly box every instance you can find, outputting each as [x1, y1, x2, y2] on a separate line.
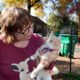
[0, 7, 32, 44]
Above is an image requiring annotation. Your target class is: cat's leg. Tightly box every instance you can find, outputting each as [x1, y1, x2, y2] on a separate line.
[36, 69, 52, 80]
[30, 60, 49, 79]
[41, 70, 52, 80]
[51, 66, 59, 75]
[30, 51, 40, 60]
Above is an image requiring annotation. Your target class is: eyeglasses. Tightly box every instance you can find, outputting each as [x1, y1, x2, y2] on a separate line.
[17, 23, 32, 35]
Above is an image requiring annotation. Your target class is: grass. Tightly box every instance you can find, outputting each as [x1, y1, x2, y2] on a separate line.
[52, 72, 80, 80]
[63, 73, 80, 80]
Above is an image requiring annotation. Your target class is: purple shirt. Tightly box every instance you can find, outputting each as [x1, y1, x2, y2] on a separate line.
[0, 34, 44, 80]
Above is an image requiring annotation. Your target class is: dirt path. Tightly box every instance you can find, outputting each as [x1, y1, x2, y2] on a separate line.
[55, 56, 80, 74]
[52, 56, 80, 80]
[51, 44, 80, 79]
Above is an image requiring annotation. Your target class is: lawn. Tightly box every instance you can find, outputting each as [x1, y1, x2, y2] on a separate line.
[52, 72, 80, 80]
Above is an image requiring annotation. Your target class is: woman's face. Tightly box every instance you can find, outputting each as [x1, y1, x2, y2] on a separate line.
[15, 23, 33, 41]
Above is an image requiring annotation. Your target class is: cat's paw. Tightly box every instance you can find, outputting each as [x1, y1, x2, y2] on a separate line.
[30, 72, 36, 79]
[30, 56, 35, 60]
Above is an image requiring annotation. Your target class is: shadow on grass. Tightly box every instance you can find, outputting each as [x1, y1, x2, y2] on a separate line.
[52, 60, 80, 80]
[52, 72, 80, 80]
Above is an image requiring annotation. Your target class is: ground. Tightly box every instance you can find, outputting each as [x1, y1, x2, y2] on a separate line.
[52, 44, 80, 80]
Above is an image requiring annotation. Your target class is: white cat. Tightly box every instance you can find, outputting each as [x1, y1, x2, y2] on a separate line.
[30, 31, 60, 79]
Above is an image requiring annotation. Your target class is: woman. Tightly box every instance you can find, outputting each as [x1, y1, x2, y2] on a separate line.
[0, 7, 60, 80]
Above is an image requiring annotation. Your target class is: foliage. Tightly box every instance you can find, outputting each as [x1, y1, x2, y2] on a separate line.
[47, 12, 78, 34]
[4, 0, 42, 9]
[60, 15, 78, 34]
[4, 0, 79, 16]
[63, 72, 80, 80]
[34, 8, 45, 17]
[5, 0, 25, 7]
[59, 0, 72, 8]
[32, 2, 45, 17]
[33, 2, 43, 10]
[3, 0, 79, 32]
[4, 0, 44, 17]
[47, 13, 63, 31]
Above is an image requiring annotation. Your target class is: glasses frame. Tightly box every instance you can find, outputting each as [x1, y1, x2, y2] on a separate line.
[17, 23, 32, 35]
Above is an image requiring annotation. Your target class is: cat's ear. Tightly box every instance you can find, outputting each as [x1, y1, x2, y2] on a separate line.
[11, 63, 19, 72]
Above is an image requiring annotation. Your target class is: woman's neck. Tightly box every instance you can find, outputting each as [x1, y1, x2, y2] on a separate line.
[14, 40, 29, 48]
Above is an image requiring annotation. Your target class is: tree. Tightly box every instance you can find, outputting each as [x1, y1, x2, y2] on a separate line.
[26, 0, 41, 13]
[5, 0, 25, 7]
[47, 12, 63, 32]
[4, 0, 41, 14]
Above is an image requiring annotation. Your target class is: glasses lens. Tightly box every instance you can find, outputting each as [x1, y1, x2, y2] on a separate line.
[17, 23, 32, 35]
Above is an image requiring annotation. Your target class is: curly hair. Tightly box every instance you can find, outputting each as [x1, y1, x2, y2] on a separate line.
[0, 7, 32, 44]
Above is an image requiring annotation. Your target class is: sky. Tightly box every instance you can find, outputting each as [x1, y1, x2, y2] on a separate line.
[31, 0, 54, 23]
[0, 0, 5, 11]
[31, 0, 62, 23]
